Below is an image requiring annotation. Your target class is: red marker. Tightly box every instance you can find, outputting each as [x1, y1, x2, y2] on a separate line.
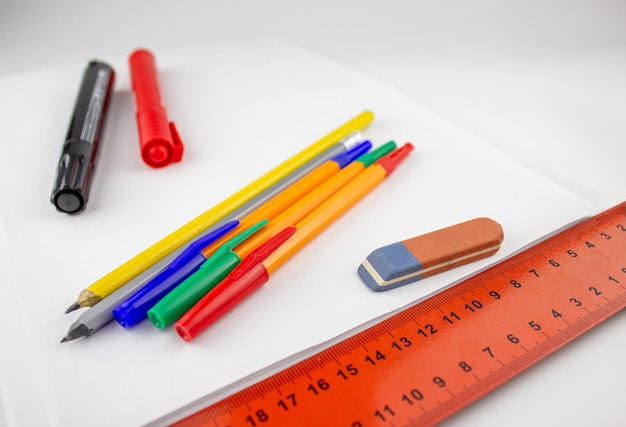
[129, 48, 184, 168]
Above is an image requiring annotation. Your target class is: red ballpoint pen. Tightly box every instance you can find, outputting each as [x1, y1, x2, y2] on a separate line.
[175, 226, 297, 342]
[129, 48, 184, 168]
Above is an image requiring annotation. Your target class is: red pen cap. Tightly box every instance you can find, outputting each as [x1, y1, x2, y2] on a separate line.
[175, 227, 297, 342]
[175, 263, 270, 342]
[129, 48, 184, 168]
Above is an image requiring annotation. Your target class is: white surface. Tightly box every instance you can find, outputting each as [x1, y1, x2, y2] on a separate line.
[1, 2, 625, 426]
[0, 40, 594, 426]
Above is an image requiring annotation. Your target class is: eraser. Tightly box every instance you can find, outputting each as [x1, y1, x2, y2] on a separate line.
[358, 218, 504, 291]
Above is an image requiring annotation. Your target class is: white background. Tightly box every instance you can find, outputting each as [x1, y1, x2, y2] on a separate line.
[1, 1, 625, 426]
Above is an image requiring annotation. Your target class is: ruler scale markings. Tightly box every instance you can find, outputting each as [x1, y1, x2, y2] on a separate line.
[169, 203, 626, 427]
[414, 293, 626, 426]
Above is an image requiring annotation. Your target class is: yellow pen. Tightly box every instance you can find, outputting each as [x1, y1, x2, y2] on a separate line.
[65, 111, 374, 312]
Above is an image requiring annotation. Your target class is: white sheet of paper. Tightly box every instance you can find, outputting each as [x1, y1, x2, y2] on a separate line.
[0, 40, 596, 427]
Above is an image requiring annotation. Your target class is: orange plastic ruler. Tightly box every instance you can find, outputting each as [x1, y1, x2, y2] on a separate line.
[171, 202, 626, 427]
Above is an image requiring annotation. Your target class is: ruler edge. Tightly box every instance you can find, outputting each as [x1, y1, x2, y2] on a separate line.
[152, 202, 626, 426]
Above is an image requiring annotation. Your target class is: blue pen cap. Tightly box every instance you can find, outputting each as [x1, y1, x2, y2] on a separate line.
[112, 220, 240, 328]
[169, 220, 239, 270]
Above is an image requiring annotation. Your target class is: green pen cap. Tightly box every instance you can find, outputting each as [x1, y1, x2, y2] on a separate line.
[356, 141, 396, 167]
[147, 220, 268, 329]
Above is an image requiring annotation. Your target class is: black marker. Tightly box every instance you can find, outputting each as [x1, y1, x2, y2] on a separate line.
[51, 60, 115, 214]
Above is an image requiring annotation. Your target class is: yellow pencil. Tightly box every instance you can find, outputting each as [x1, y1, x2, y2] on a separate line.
[66, 111, 375, 312]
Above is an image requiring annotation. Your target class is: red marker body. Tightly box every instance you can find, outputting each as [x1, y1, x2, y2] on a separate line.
[129, 49, 184, 168]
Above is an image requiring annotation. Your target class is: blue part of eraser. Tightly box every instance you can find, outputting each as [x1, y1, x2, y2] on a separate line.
[358, 242, 423, 292]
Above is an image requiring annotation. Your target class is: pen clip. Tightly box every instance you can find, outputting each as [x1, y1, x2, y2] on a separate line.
[169, 220, 239, 270]
[231, 226, 296, 280]
[168, 122, 184, 162]
[212, 219, 269, 259]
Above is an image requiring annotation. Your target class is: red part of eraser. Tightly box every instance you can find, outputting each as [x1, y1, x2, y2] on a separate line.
[129, 49, 184, 168]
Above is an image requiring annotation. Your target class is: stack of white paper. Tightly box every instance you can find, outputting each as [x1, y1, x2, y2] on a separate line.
[0, 40, 594, 427]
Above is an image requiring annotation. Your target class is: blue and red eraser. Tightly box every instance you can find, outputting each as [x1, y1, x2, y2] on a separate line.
[358, 218, 504, 291]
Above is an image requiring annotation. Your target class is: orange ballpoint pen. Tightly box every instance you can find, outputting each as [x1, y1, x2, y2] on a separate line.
[198, 140, 371, 260]
[145, 142, 395, 329]
[175, 143, 414, 341]
[233, 141, 397, 258]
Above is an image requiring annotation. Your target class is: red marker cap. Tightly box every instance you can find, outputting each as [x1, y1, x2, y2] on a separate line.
[129, 48, 184, 168]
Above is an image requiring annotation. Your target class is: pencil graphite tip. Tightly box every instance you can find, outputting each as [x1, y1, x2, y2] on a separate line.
[64, 302, 81, 314]
[60, 323, 92, 343]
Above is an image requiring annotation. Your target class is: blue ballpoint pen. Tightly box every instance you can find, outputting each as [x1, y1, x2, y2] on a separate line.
[112, 220, 267, 327]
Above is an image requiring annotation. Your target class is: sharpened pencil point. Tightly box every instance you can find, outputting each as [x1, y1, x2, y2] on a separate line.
[65, 302, 81, 314]
[66, 290, 102, 312]
[60, 323, 92, 343]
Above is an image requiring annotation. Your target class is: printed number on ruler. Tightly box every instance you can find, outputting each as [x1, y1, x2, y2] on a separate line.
[171, 203, 626, 427]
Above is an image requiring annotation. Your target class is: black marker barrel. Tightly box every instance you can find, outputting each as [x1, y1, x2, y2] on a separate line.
[51, 60, 115, 213]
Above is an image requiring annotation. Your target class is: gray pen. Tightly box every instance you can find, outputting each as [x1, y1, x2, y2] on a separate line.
[61, 132, 364, 341]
